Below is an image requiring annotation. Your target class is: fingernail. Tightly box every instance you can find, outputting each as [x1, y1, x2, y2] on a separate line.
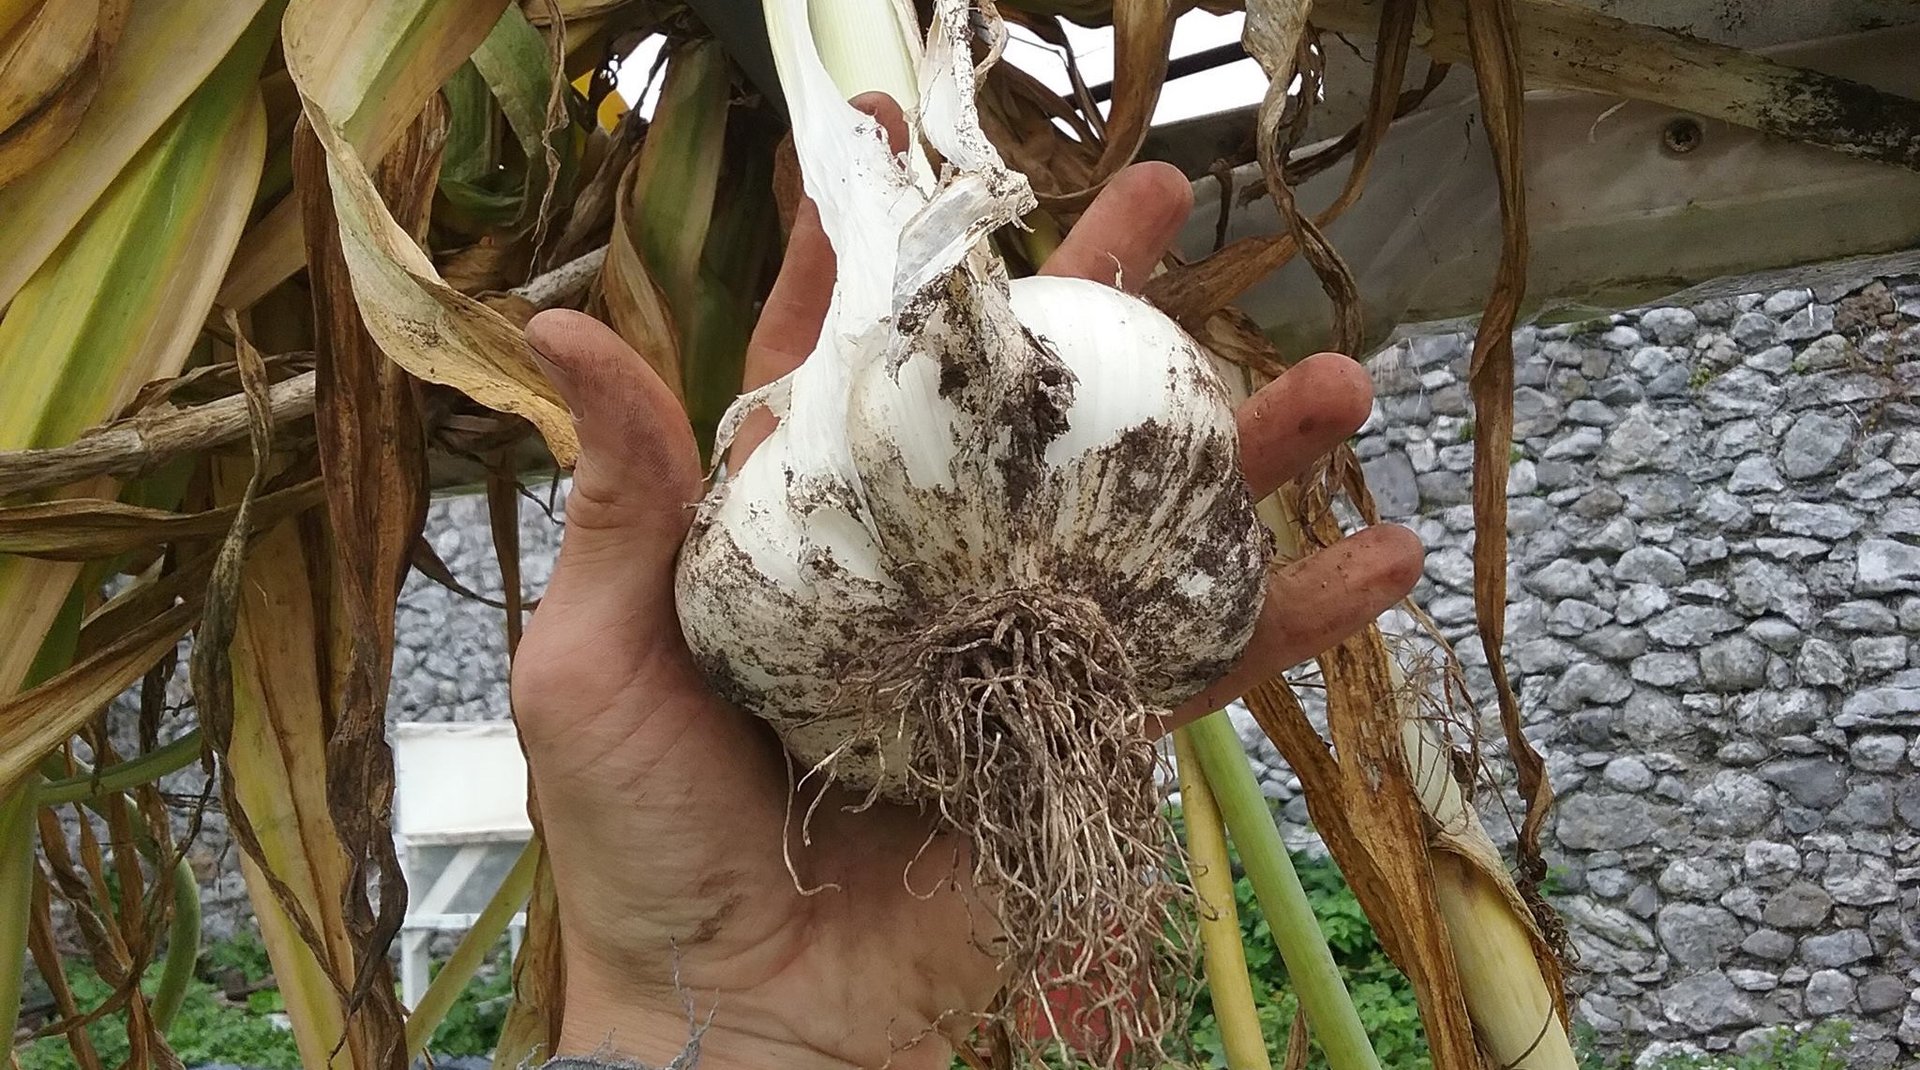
[526, 344, 581, 421]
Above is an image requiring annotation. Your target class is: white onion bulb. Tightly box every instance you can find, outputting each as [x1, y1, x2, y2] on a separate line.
[673, 0, 1272, 1055]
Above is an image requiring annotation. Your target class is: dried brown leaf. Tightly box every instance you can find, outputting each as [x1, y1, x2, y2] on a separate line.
[29, 871, 105, 1070]
[298, 94, 444, 1060]
[1191, 306, 1288, 380]
[1242, 0, 1312, 166]
[542, 107, 643, 271]
[1034, 0, 1173, 210]
[485, 467, 524, 655]
[1243, 668, 1479, 1070]
[194, 324, 375, 1070]
[442, 238, 537, 295]
[1149, 0, 1426, 328]
[976, 56, 1101, 200]
[0, 482, 323, 560]
[1458, 0, 1554, 917]
[0, 601, 195, 793]
[1007, 12, 1106, 139]
[410, 535, 511, 610]
[73, 550, 215, 660]
[1143, 233, 1296, 326]
[1282, 1006, 1308, 1070]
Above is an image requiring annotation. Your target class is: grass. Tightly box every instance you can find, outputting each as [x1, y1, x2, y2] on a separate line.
[18, 967, 302, 1070]
[16, 931, 515, 1070]
[15, 865, 1855, 1070]
[1176, 851, 1429, 1070]
[1576, 1021, 1852, 1070]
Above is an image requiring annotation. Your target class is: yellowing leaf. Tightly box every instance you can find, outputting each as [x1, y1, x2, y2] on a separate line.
[217, 506, 365, 1070]
[0, 0, 270, 308]
[281, 0, 577, 465]
[0, 781, 40, 1042]
[405, 839, 538, 1056]
[0, 0, 123, 185]
[492, 852, 564, 1070]
[0, 601, 196, 792]
[221, 0, 517, 310]
[0, 18, 268, 697]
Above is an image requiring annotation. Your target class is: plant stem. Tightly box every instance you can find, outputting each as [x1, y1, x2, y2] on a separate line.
[405, 837, 541, 1057]
[150, 855, 201, 1030]
[1173, 728, 1272, 1070]
[38, 731, 204, 806]
[804, 0, 919, 107]
[0, 782, 37, 1041]
[1186, 711, 1382, 1070]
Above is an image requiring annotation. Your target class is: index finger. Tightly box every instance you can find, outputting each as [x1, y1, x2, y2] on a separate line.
[732, 93, 909, 468]
[1037, 161, 1194, 291]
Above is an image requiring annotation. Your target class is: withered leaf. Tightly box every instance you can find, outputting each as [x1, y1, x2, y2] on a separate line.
[0, 482, 322, 560]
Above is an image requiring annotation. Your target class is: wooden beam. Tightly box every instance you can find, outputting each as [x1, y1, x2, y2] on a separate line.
[1183, 21, 1920, 355]
[1307, 0, 1920, 171]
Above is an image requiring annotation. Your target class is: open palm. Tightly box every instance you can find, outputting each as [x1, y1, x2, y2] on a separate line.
[511, 130, 1423, 1070]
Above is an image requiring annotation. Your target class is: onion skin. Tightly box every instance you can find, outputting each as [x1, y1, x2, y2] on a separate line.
[673, 0, 1270, 1059]
[675, 273, 1270, 794]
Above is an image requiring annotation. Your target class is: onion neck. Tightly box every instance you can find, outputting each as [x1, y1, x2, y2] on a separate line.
[801, 0, 920, 110]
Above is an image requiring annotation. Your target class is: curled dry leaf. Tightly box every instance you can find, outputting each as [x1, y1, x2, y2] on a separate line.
[297, 90, 440, 1040]
[441, 239, 538, 296]
[542, 108, 643, 270]
[1456, 0, 1556, 914]
[1191, 305, 1288, 380]
[1143, 231, 1297, 325]
[1150, 0, 1421, 334]
[1241, 0, 1311, 187]
[977, 60, 1101, 200]
[0, 0, 127, 187]
[193, 322, 373, 1070]
[0, 481, 324, 561]
[1034, 0, 1173, 210]
[1243, 665, 1479, 1070]
[282, 0, 579, 467]
[0, 597, 197, 794]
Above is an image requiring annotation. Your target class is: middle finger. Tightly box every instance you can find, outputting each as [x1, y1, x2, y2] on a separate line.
[1236, 352, 1376, 498]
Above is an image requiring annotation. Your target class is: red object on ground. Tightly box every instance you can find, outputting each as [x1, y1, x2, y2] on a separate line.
[1015, 947, 1148, 1060]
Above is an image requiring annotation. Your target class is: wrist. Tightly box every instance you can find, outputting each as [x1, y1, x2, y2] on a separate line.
[558, 965, 953, 1070]
[556, 1006, 854, 1070]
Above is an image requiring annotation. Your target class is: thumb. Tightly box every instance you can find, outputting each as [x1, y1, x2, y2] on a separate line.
[525, 309, 702, 612]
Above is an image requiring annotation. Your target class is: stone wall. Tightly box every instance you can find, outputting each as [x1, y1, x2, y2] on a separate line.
[1294, 274, 1919, 1067]
[170, 273, 1918, 1063]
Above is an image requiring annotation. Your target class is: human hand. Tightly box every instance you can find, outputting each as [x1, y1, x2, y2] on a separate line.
[511, 97, 1423, 1070]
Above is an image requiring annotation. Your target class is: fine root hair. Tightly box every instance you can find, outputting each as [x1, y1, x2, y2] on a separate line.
[850, 588, 1192, 1068]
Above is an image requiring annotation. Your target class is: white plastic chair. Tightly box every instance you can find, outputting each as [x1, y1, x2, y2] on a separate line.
[392, 722, 534, 1009]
